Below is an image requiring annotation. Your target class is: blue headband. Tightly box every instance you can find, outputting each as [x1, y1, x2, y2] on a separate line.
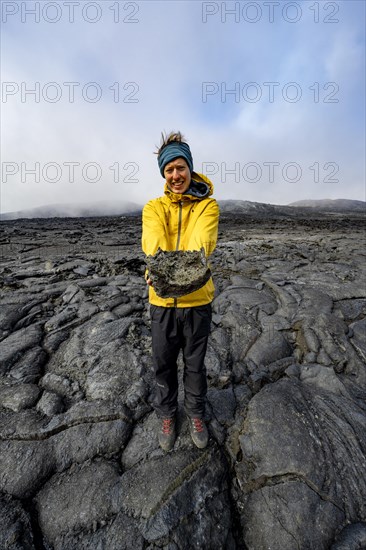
[158, 142, 194, 177]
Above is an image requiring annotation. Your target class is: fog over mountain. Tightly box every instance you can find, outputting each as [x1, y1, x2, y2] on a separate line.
[1, 198, 365, 221]
[289, 199, 366, 212]
[0, 201, 142, 221]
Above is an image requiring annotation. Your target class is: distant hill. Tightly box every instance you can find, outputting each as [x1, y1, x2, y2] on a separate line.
[0, 201, 143, 220]
[218, 200, 293, 216]
[1, 198, 365, 221]
[288, 199, 365, 212]
[218, 199, 365, 216]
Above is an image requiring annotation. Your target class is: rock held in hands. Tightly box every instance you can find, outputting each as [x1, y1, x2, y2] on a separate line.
[145, 247, 211, 298]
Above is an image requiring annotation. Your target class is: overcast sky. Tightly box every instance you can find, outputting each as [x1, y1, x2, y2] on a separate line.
[1, 0, 365, 213]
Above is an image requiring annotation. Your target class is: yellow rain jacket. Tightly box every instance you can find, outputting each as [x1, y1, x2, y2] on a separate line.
[142, 172, 219, 307]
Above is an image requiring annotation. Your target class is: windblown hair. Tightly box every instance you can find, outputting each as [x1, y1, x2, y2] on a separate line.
[155, 131, 188, 156]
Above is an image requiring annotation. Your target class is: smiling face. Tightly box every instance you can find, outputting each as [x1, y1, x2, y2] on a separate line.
[164, 157, 191, 194]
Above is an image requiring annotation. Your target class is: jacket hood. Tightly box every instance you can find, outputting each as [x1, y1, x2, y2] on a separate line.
[164, 172, 214, 202]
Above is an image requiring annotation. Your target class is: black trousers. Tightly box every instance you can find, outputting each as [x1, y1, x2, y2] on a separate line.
[150, 303, 212, 419]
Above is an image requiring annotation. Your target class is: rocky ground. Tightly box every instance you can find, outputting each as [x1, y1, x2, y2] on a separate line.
[0, 210, 365, 550]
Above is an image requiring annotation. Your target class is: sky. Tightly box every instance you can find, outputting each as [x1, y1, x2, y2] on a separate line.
[1, 0, 365, 214]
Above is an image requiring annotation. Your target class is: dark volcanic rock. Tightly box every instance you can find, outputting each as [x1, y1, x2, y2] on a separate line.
[0, 323, 43, 373]
[0, 383, 41, 412]
[237, 377, 366, 549]
[54, 512, 144, 550]
[0, 494, 35, 549]
[331, 522, 366, 549]
[0, 439, 54, 498]
[0, 211, 365, 548]
[119, 446, 234, 547]
[146, 247, 211, 298]
[36, 459, 121, 544]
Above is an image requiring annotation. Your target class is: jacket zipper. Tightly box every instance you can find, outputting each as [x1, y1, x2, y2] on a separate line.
[175, 201, 183, 251]
[174, 201, 183, 308]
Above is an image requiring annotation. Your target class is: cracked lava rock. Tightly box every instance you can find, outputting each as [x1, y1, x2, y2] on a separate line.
[145, 247, 212, 298]
[0, 208, 365, 549]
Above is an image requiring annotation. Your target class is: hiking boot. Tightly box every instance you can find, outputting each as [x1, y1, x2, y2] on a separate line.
[188, 417, 209, 449]
[158, 417, 176, 451]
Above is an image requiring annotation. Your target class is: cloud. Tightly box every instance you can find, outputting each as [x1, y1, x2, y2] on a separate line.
[1, 0, 365, 213]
